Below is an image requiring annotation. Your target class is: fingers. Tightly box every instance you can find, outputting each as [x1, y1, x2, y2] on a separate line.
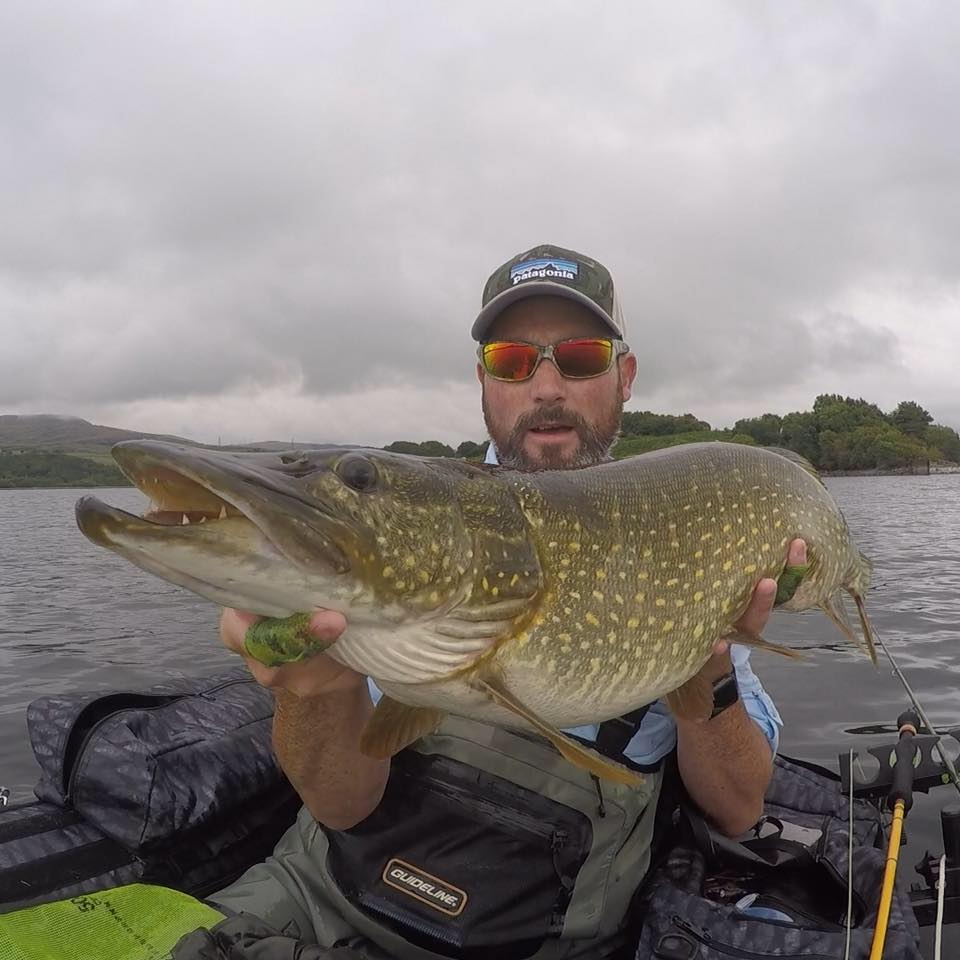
[735, 577, 777, 636]
[219, 608, 260, 655]
[787, 538, 807, 567]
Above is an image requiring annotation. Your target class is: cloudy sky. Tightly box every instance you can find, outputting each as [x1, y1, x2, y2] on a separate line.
[2, 1, 958, 446]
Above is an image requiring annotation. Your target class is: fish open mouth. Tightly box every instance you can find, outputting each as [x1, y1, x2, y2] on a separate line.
[75, 440, 353, 616]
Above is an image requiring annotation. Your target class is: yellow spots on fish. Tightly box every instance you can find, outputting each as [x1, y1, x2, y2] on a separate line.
[643, 548, 653, 558]
[693, 590, 704, 602]
[722, 523, 732, 533]
[511, 573, 520, 586]
[548, 541, 558, 549]
[693, 623, 704, 639]
[672, 640, 681, 656]
[568, 541, 581, 552]
[418, 570, 430, 584]
[614, 593, 624, 605]
[546, 659, 557, 675]
[609, 611, 620, 623]
[722, 560, 733, 571]
[655, 597, 666, 607]
[627, 616, 641, 628]
[666, 578, 679, 587]
[395, 580, 406, 591]
[695, 568, 705, 579]
[403, 555, 416, 569]
[558, 571, 569, 582]
[774, 519, 783, 529]
[560, 557, 571, 567]
[429, 591, 440, 603]
[712, 579, 722, 589]
[595, 569, 606, 581]
[382, 565, 395, 579]
[491, 586, 500, 597]
[671, 540, 680, 549]
[634, 591, 646, 603]
[674, 598, 685, 608]
[647, 615, 657, 627]
[592, 590, 604, 601]
[585, 612, 600, 627]
[481, 576, 490, 591]
[721, 599, 731, 614]
[743, 564, 757, 574]
[662, 620, 675, 632]
[751, 527, 759, 535]
[736, 536, 746, 547]
[638, 570, 650, 581]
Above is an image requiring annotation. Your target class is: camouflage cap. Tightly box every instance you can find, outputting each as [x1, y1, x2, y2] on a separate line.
[471, 243, 625, 341]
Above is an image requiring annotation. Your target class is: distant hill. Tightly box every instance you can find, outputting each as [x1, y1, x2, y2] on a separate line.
[0, 415, 194, 452]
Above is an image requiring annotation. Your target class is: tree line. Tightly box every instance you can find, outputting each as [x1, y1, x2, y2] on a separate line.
[386, 396, 960, 472]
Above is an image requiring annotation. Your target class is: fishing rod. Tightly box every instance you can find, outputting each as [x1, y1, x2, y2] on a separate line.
[873, 629, 960, 799]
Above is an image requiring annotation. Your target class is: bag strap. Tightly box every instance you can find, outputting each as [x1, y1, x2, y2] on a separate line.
[594, 705, 651, 761]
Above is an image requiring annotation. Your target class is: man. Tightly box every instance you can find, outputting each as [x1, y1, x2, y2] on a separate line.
[210, 244, 797, 959]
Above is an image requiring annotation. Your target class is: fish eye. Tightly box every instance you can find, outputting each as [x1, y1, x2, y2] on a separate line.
[336, 455, 378, 492]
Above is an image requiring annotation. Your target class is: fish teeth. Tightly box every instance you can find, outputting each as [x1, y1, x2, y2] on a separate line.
[198, 516, 206, 524]
[218, 504, 228, 520]
[182, 514, 190, 525]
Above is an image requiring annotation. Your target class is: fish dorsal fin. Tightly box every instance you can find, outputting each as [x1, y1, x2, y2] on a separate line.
[474, 670, 642, 786]
[359, 696, 445, 759]
[764, 446, 825, 486]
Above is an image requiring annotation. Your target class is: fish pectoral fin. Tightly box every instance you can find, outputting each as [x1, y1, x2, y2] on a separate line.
[724, 626, 804, 660]
[474, 671, 642, 787]
[665, 674, 714, 721]
[359, 697, 445, 759]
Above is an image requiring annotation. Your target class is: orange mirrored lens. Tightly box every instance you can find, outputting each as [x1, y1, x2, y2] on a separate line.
[553, 339, 613, 377]
[481, 339, 615, 381]
[481, 342, 541, 380]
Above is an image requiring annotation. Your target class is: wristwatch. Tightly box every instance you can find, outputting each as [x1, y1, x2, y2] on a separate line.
[709, 670, 740, 719]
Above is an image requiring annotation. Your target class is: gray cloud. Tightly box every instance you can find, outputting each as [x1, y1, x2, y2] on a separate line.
[2, 2, 959, 440]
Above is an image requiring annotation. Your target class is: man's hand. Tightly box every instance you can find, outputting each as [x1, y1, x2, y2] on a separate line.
[219, 608, 365, 698]
[675, 538, 806, 835]
[694, 538, 808, 686]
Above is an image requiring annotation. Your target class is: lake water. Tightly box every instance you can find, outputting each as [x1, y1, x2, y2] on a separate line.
[2, 478, 959, 902]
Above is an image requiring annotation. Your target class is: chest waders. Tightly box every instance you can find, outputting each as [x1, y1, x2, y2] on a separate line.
[291, 714, 663, 960]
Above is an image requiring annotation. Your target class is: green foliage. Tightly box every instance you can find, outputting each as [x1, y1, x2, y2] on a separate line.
[620, 411, 711, 437]
[613, 431, 755, 458]
[926, 424, 960, 462]
[779, 411, 820, 463]
[733, 413, 783, 446]
[0, 452, 129, 488]
[890, 400, 933, 439]
[812, 394, 887, 434]
[456, 440, 488, 460]
[383, 440, 456, 458]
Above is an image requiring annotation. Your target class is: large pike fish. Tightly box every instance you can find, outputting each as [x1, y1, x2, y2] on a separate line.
[76, 441, 876, 784]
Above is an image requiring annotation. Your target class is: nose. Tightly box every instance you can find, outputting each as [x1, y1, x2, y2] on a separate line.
[529, 355, 568, 405]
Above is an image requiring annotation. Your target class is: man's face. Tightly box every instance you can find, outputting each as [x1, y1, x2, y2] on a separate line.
[478, 296, 637, 471]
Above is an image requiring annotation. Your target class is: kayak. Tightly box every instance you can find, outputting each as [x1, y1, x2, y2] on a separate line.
[0, 667, 956, 959]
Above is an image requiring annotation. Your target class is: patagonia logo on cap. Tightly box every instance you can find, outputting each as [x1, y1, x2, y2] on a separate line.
[510, 257, 578, 285]
[382, 858, 468, 916]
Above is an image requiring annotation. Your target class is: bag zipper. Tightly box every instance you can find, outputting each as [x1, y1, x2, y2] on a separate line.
[63, 677, 254, 800]
[669, 915, 839, 960]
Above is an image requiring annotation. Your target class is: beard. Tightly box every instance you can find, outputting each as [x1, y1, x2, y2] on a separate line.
[482, 388, 623, 472]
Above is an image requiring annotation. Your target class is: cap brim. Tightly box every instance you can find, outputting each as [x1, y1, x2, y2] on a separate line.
[471, 282, 623, 341]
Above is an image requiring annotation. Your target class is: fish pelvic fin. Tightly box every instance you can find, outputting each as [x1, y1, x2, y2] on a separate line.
[724, 626, 805, 660]
[847, 589, 878, 666]
[359, 697, 446, 759]
[665, 674, 713, 721]
[474, 670, 642, 786]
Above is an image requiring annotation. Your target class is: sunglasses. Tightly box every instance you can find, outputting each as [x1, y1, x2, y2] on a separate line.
[478, 337, 629, 382]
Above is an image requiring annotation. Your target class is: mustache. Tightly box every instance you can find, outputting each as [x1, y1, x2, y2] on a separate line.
[511, 405, 590, 435]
